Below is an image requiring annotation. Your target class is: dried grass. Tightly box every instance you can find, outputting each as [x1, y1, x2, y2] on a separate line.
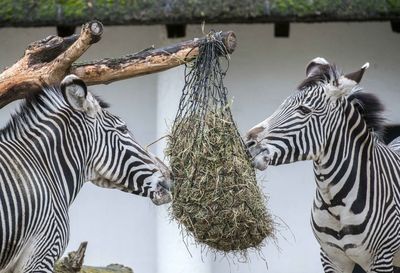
[166, 109, 275, 253]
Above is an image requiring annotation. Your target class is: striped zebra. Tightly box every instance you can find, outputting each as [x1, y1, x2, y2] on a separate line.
[0, 75, 172, 273]
[389, 137, 400, 155]
[246, 58, 400, 273]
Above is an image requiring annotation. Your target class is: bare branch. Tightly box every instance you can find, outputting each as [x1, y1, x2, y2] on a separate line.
[51, 21, 103, 79]
[54, 242, 87, 273]
[0, 20, 236, 109]
[54, 242, 133, 273]
[70, 31, 236, 85]
[0, 20, 104, 108]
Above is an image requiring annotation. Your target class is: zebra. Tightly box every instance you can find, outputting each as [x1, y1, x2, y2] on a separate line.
[246, 58, 400, 273]
[0, 75, 172, 273]
[389, 137, 400, 155]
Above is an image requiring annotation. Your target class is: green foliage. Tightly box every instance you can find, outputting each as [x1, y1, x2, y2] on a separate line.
[269, 0, 392, 17]
[0, 0, 14, 21]
[0, 0, 398, 26]
[59, 0, 87, 19]
[388, 0, 400, 11]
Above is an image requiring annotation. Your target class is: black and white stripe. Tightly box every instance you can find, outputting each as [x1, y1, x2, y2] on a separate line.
[246, 58, 400, 273]
[0, 75, 171, 273]
[389, 137, 400, 155]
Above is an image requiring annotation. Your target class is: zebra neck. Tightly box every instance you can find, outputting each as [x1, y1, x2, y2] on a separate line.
[0, 100, 92, 206]
[313, 113, 375, 210]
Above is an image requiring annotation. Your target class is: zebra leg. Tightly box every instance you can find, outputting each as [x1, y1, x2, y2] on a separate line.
[18, 241, 64, 273]
[368, 251, 394, 273]
[19, 256, 58, 273]
[21, 257, 58, 273]
[321, 250, 343, 273]
[321, 249, 355, 273]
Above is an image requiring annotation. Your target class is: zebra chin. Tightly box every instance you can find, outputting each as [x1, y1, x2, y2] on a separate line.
[252, 154, 271, 171]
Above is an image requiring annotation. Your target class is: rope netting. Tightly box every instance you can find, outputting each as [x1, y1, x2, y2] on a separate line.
[166, 31, 275, 255]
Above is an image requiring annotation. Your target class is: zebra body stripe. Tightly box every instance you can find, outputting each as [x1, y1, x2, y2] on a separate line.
[246, 59, 400, 273]
[0, 76, 172, 273]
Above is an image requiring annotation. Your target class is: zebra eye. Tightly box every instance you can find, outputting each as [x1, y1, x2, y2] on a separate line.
[117, 125, 129, 134]
[297, 106, 312, 115]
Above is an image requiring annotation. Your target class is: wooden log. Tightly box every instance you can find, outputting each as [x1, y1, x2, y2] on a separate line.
[0, 19, 236, 109]
[54, 242, 88, 273]
[80, 264, 133, 273]
[54, 242, 133, 273]
[0, 20, 102, 108]
[70, 30, 236, 85]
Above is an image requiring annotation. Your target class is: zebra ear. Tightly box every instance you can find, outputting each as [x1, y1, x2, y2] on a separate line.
[332, 62, 370, 97]
[61, 75, 99, 116]
[306, 57, 329, 77]
[344, 62, 369, 84]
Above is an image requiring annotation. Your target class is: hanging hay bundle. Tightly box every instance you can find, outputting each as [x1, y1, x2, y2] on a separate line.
[166, 32, 275, 253]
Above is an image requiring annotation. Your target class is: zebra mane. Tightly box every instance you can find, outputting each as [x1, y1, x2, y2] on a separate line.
[298, 64, 386, 137]
[92, 94, 110, 109]
[1, 86, 110, 136]
[348, 90, 386, 137]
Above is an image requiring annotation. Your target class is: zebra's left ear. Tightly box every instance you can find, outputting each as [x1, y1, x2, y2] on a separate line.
[344, 62, 369, 84]
[61, 75, 99, 117]
[339, 63, 369, 92]
[328, 62, 369, 98]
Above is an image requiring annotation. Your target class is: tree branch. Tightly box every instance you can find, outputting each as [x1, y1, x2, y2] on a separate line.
[0, 20, 103, 108]
[54, 242, 133, 273]
[70, 31, 236, 85]
[54, 242, 88, 273]
[0, 20, 236, 109]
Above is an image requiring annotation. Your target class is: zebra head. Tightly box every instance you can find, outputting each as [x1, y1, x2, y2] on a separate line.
[246, 57, 373, 171]
[60, 75, 172, 205]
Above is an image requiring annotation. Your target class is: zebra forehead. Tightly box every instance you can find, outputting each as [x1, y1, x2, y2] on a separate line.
[285, 90, 309, 103]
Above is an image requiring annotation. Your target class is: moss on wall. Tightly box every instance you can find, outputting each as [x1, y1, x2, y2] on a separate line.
[0, 0, 399, 27]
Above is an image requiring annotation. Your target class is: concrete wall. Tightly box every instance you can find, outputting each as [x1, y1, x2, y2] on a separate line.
[0, 21, 399, 273]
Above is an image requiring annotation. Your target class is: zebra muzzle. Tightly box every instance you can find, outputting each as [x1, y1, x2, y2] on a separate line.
[152, 182, 173, 205]
[158, 180, 171, 191]
[249, 147, 271, 171]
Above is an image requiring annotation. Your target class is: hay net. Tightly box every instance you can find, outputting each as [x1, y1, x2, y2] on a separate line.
[167, 31, 274, 254]
[174, 32, 232, 130]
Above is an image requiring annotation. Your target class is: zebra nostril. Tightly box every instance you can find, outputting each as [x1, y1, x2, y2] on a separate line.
[246, 140, 257, 149]
[158, 180, 171, 191]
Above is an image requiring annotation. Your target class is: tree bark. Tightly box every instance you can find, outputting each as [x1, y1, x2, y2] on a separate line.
[54, 242, 133, 273]
[0, 19, 236, 109]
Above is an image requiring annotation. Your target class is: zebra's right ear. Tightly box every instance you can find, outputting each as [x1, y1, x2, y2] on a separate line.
[60, 74, 88, 112]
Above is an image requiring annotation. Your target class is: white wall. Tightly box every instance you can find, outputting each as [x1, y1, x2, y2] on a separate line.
[0, 21, 399, 273]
